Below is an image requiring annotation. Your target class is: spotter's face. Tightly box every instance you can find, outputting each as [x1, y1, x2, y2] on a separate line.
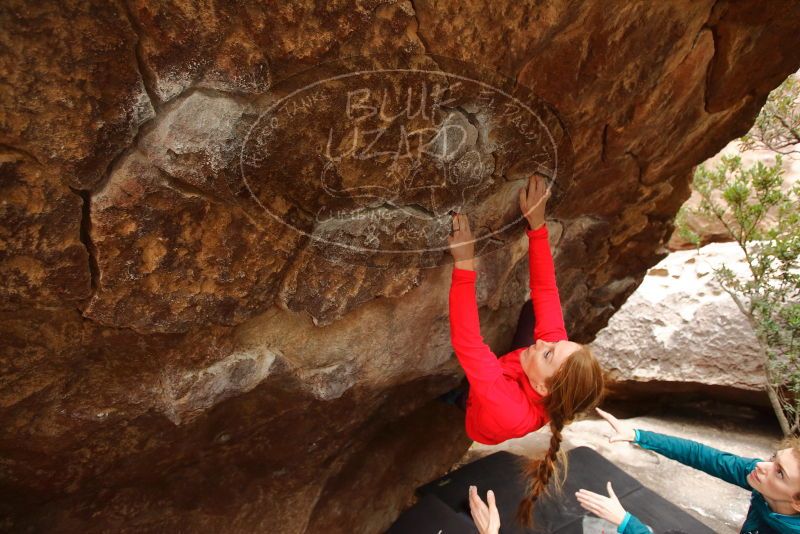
[747, 448, 800, 513]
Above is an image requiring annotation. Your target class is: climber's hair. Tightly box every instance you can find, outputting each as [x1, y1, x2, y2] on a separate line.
[515, 344, 606, 528]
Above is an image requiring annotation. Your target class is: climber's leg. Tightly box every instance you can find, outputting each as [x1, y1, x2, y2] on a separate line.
[438, 387, 461, 405]
[509, 299, 535, 352]
[438, 380, 469, 412]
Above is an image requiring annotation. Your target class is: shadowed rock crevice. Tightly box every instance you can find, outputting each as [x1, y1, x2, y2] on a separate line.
[120, 0, 160, 110]
[408, 0, 432, 54]
[71, 187, 99, 296]
[700, 0, 721, 114]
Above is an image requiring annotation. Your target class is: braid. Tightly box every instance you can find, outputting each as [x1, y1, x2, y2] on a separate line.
[515, 418, 566, 527]
[515, 344, 605, 528]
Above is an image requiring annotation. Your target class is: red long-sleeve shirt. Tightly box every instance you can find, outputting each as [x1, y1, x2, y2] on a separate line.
[449, 225, 568, 444]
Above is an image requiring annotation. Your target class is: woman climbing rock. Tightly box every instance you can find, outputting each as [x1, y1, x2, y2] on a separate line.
[446, 173, 605, 526]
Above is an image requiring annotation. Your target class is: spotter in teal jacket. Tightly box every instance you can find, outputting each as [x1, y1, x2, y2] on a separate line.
[616, 430, 800, 534]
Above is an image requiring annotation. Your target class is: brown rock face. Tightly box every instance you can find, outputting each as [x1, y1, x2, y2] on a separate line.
[0, 153, 90, 307]
[2, 1, 800, 532]
[0, 1, 154, 190]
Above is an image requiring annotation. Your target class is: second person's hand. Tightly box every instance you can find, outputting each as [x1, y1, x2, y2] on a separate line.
[576, 482, 627, 527]
[595, 407, 636, 443]
[469, 485, 500, 534]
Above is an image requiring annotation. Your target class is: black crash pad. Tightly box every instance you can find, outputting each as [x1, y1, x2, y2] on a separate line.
[404, 447, 714, 534]
[387, 493, 477, 534]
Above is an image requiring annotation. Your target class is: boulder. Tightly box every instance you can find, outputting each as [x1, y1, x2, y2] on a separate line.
[591, 242, 765, 397]
[2, 0, 800, 531]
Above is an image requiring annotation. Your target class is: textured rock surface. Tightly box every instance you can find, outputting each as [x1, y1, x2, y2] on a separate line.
[0, 1, 154, 190]
[591, 242, 765, 396]
[2, 1, 800, 532]
[0, 152, 90, 307]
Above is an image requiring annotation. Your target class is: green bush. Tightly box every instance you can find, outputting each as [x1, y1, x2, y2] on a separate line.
[679, 73, 800, 434]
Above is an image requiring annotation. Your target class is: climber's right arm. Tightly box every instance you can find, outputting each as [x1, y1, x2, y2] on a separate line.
[449, 268, 504, 389]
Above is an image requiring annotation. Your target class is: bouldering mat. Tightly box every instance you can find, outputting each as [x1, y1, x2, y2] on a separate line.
[387, 493, 477, 534]
[406, 447, 714, 534]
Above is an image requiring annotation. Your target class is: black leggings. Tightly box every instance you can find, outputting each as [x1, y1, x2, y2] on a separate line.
[510, 299, 535, 352]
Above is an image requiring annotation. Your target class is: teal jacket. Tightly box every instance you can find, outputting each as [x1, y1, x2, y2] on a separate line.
[616, 430, 800, 534]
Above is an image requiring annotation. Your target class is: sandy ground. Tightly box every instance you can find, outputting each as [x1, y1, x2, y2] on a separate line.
[459, 402, 782, 533]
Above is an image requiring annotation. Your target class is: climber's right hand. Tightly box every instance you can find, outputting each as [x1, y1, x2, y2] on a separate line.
[519, 173, 551, 230]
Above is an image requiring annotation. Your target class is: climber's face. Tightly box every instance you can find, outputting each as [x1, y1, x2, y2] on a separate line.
[747, 448, 800, 514]
[520, 338, 581, 396]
